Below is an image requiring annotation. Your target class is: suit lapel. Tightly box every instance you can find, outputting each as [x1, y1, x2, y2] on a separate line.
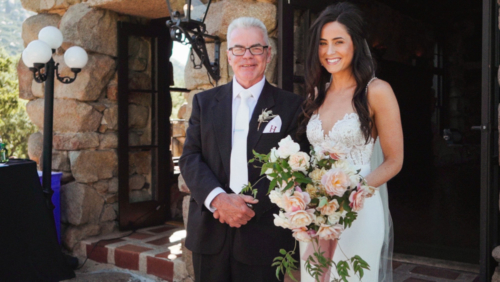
[212, 82, 233, 181]
[247, 81, 276, 157]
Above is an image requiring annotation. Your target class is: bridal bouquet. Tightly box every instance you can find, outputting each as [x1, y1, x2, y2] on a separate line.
[246, 136, 377, 282]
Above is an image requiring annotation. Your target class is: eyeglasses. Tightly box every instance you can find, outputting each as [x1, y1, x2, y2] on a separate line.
[228, 45, 269, 56]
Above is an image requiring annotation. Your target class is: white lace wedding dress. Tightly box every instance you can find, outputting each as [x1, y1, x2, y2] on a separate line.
[300, 112, 389, 282]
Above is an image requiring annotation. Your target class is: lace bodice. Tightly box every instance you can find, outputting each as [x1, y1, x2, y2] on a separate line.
[306, 113, 374, 166]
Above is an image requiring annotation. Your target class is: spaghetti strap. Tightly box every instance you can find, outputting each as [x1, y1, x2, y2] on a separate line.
[366, 77, 378, 92]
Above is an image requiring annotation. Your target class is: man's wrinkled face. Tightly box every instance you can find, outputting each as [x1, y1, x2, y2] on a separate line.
[227, 27, 271, 88]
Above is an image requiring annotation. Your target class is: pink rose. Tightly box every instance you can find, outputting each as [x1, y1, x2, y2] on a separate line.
[321, 168, 351, 197]
[317, 199, 340, 216]
[349, 190, 365, 212]
[322, 141, 349, 160]
[288, 209, 315, 228]
[292, 227, 312, 242]
[317, 224, 344, 240]
[282, 189, 311, 213]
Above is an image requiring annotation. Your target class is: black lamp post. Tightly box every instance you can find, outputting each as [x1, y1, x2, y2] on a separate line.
[22, 26, 88, 211]
[165, 0, 221, 82]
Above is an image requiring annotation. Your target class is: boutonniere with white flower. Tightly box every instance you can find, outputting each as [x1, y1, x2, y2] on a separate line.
[257, 108, 277, 131]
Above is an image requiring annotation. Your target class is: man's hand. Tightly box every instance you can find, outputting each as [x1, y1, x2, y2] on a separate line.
[212, 194, 258, 228]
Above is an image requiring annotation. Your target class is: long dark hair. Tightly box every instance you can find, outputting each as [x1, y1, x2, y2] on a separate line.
[298, 2, 375, 143]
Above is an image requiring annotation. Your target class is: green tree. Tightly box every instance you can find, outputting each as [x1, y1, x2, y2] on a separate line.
[0, 48, 37, 158]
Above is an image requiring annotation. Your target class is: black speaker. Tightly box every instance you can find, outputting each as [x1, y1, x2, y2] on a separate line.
[0, 160, 75, 281]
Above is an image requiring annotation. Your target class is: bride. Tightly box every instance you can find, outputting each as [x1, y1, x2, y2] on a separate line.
[297, 3, 403, 282]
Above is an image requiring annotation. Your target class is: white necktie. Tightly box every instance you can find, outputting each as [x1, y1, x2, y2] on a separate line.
[230, 90, 252, 194]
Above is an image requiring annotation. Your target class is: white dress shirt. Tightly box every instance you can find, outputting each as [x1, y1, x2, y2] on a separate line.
[203, 76, 266, 212]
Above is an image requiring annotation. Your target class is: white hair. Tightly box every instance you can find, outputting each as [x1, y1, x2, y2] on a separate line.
[227, 17, 269, 48]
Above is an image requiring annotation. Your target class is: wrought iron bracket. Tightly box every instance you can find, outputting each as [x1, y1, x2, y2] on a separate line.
[29, 63, 48, 83]
[167, 18, 221, 82]
[55, 63, 80, 84]
[29, 62, 80, 84]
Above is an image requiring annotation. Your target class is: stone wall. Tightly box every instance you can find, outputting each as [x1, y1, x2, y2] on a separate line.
[19, 1, 152, 253]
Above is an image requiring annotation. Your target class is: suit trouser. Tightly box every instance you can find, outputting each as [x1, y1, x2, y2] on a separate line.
[192, 226, 281, 282]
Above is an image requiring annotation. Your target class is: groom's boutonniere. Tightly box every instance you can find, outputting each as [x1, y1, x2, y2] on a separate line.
[257, 109, 277, 131]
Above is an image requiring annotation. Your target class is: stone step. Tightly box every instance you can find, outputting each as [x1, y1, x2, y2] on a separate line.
[80, 223, 191, 282]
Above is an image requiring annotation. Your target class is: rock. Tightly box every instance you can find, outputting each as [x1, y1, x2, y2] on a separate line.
[172, 120, 185, 137]
[129, 174, 146, 190]
[62, 223, 100, 251]
[93, 180, 109, 194]
[102, 104, 118, 130]
[61, 171, 74, 184]
[129, 71, 151, 90]
[69, 150, 118, 183]
[493, 267, 500, 282]
[205, 1, 276, 41]
[128, 36, 150, 72]
[100, 220, 118, 235]
[130, 190, 151, 203]
[17, 60, 35, 100]
[177, 103, 187, 120]
[256, 0, 277, 3]
[185, 42, 229, 90]
[128, 104, 149, 129]
[173, 257, 189, 281]
[266, 38, 278, 83]
[61, 182, 104, 226]
[21, 13, 61, 47]
[28, 132, 43, 163]
[99, 132, 118, 149]
[86, 0, 177, 19]
[129, 131, 140, 146]
[129, 92, 151, 107]
[172, 137, 184, 157]
[107, 75, 118, 101]
[100, 204, 117, 221]
[182, 195, 190, 228]
[108, 177, 118, 193]
[130, 151, 151, 175]
[53, 132, 100, 150]
[105, 194, 118, 204]
[493, 246, 500, 263]
[50, 54, 116, 102]
[178, 173, 190, 194]
[26, 99, 103, 133]
[181, 238, 194, 278]
[52, 150, 70, 171]
[60, 3, 119, 57]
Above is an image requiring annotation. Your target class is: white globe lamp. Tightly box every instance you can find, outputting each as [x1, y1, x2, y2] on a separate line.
[38, 26, 63, 50]
[64, 46, 88, 70]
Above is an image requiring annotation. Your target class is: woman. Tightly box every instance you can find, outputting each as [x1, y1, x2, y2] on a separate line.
[298, 2, 403, 281]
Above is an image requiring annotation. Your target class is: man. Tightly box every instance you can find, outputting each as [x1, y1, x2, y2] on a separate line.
[180, 17, 306, 281]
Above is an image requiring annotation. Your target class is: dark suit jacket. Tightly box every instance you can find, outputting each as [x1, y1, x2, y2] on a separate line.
[179, 80, 308, 266]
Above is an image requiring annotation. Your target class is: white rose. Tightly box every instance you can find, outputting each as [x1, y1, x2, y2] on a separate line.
[328, 212, 343, 225]
[313, 146, 326, 162]
[269, 189, 284, 209]
[270, 147, 279, 162]
[349, 174, 362, 188]
[273, 211, 291, 229]
[288, 152, 310, 172]
[315, 215, 327, 225]
[277, 136, 300, 158]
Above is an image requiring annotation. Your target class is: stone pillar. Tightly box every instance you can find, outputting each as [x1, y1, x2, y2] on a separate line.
[20, 2, 122, 252]
[178, 0, 278, 279]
